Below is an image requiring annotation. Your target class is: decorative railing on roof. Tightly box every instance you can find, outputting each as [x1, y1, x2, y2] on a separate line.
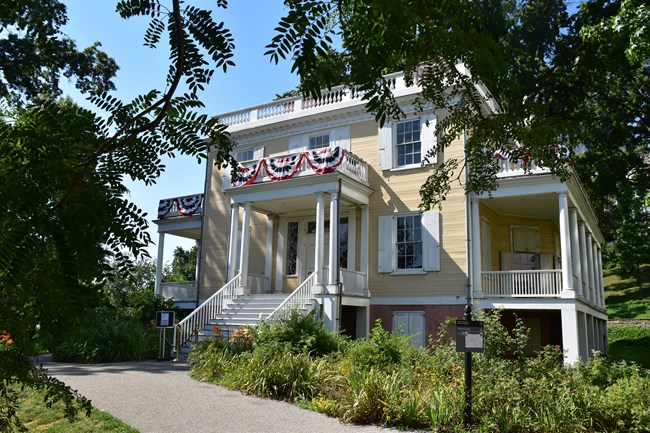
[217, 72, 407, 127]
[157, 193, 204, 219]
[224, 147, 368, 189]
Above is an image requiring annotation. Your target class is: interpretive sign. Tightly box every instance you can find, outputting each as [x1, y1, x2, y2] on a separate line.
[455, 319, 484, 353]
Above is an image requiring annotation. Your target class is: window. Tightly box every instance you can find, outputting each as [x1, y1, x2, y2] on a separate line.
[308, 133, 330, 150]
[378, 211, 441, 274]
[396, 119, 421, 166]
[233, 146, 264, 163]
[378, 114, 437, 169]
[396, 215, 422, 269]
[289, 127, 350, 154]
[286, 221, 299, 275]
[510, 226, 539, 270]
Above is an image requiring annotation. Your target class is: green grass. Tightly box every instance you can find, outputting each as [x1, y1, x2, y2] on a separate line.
[607, 326, 650, 370]
[15, 387, 139, 433]
[604, 265, 650, 319]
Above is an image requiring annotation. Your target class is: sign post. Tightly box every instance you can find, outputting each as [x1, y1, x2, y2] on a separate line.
[455, 305, 483, 428]
[156, 311, 175, 360]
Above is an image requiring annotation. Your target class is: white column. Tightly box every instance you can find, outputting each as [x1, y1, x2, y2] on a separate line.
[558, 193, 574, 297]
[347, 206, 357, 271]
[155, 232, 165, 296]
[314, 193, 325, 291]
[597, 246, 605, 308]
[561, 307, 581, 364]
[227, 203, 240, 281]
[578, 222, 588, 300]
[569, 209, 582, 297]
[591, 241, 599, 307]
[586, 233, 594, 303]
[238, 202, 251, 292]
[328, 192, 339, 292]
[583, 312, 591, 361]
[360, 205, 369, 294]
[471, 199, 483, 297]
[275, 217, 286, 292]
[264, 215, 274, 293]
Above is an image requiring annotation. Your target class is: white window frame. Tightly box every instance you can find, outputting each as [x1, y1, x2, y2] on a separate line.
[289, 126, 350, 154]
[378, 113, 437, 170]
[378, 211, 441, 275]
[233, 145, 264, 163]
[308, 133, 330, 150]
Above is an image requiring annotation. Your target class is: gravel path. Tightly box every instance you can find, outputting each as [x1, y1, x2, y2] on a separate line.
[36, 355, 399, 433]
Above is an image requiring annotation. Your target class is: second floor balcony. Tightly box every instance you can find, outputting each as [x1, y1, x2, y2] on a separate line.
[222, 146, 369, 191]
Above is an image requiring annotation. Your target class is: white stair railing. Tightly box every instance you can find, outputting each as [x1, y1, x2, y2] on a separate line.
[266, 272, 317, 322]
[174, 273, 241, 350]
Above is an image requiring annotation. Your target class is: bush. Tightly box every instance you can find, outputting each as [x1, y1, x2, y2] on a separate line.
[50, 310, 157, 363]
[189, 312, 650, 433]
[250, 310, 339, 356]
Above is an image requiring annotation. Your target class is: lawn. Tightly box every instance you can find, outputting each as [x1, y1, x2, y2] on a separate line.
[608, 326, 650, 369]
[14, 386, 138, 433]
[604, 265, 650, 319]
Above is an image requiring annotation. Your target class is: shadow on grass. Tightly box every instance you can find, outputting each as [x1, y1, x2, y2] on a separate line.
[608, 336, 650, 370]
[604, 266, 650, 319]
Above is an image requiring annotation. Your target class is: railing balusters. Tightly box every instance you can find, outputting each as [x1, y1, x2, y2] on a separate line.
[481, 270, 562, 297]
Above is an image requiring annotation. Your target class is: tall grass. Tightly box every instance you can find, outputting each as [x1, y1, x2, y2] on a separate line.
[190, 311, 650, 433]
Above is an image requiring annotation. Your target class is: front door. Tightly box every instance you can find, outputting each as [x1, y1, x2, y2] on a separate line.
[305, 231, 329, 280]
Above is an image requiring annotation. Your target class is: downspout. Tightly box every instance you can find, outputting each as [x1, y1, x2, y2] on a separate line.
[195, 150, 210, 308]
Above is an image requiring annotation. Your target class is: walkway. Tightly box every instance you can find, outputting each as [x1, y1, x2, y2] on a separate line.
[37, 355, 398, 433]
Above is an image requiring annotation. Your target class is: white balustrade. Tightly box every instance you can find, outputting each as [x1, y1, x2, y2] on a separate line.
[248, 273, 270, 294]
[174, 273, 241, 349]
[266, 273, 317, 322]
[340, 269, 365, 296]
[161, 282, 197, 302]
[482, 270, 562, 297]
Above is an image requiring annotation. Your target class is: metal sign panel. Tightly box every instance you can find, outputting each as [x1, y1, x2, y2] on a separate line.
[156, 311, 175, 328]
[455, 319, 484, 353]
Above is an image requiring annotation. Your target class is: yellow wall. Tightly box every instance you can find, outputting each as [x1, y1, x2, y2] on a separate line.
[200, 112, 470, 299]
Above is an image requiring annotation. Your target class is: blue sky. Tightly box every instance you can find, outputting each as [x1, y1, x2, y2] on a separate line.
[62, 1, 299, 262]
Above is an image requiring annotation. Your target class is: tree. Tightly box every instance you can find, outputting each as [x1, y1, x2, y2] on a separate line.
[1, 0, 237, 429]
[167, 245, 198, 282]
[267, 0, 649, 270]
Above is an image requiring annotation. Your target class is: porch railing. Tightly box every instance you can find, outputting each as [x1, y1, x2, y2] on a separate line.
[340, 269, 366, 296]
[482, 270, 562, 297]
[173, 273, 241, 350]
[266, 272, 317, 322]
[222, 146, 369, 189]
[161, 282, 197, 302]
[248, 273, 270, 294]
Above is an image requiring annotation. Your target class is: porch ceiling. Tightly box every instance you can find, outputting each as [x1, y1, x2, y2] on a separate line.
[481, 192, 559, 221]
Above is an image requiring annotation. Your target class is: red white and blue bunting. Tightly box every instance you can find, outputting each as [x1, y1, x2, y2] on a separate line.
[232, 147, 346, 187]
[157, 195, 203, 219]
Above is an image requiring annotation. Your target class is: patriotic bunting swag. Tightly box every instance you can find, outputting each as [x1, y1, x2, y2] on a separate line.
[157, 195, 203, 219]
[231, 147, 346, 187]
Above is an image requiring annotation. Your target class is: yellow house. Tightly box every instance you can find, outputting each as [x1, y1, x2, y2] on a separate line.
[154, 73, 607, 364]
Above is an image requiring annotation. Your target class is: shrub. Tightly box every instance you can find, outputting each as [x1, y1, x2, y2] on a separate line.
[50, 310, 157, 363]
[250, 310, 339, 356]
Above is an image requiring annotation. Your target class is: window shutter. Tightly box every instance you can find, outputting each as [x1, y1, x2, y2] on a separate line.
[288, 136, 306, 154]
[420, 114, 437, 164]
[253, 146, 265, 159]
[500, 251, 512, 271]
[333, 126, 351, 151]
[378, 123, 393, 170]
[392, 312, 409, 334]
[422, 211, 441, 271]
[377, 215, 394, 273]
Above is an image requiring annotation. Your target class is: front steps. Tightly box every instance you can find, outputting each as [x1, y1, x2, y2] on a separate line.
[177, 294, 288, 355]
